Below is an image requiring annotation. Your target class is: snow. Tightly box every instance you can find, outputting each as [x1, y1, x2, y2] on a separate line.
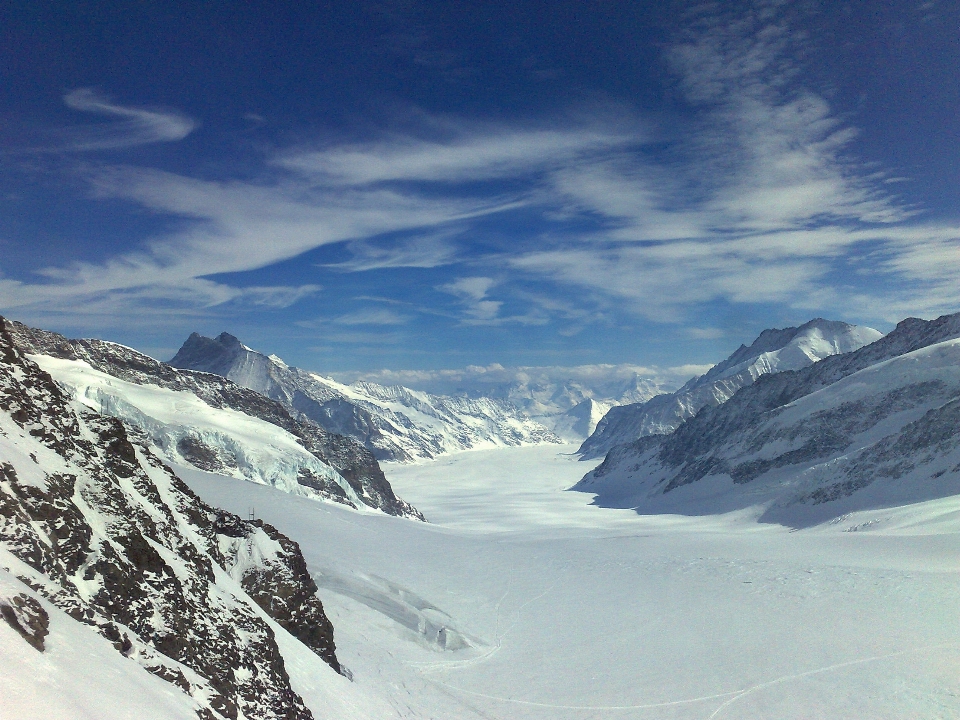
[714, 321, 883, 384]
[580, 320, 883, 458]
[579, 335, 960, 525]
[308, 372, 563, 457]
[27, 354, 361, 505]
[0, 567, 202, 720]
[180, 444, 960, 719]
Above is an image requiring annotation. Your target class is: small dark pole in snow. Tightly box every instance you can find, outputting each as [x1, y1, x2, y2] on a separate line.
[248, 507, 256, 522]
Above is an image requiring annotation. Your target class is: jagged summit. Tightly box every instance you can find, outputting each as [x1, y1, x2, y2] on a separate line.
[579, 318, 883, 458]
[4, 318, 422, 520]
[697, 318, 868, 383]
[169, 331, 246, 376]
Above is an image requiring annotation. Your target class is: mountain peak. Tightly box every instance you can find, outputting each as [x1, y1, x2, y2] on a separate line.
[214, 331, 243, 347]
[169, 331, 249, 375]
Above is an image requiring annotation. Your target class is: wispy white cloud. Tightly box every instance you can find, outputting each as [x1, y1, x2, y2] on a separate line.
[685, 327, 727, 340]
[668, 363, 715, 377]
[239, 284, 322, 308]
[511, 243, 827, 321]
[498, 0, 958, 324]
[3, 3, 957, 337]
[334, 308, 411, 325]
[438, 276, 503, 322]
[276, 125, 636, 184]
[323, 230, 462, 271]
[1, 164, 516, 323]
[59, 88, 196, 151]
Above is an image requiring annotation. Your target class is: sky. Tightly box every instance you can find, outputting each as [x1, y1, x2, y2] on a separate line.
[2, 0, 959, 380]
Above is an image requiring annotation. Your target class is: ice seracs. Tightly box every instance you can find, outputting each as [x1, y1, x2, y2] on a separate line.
[578, 318, 883, 458]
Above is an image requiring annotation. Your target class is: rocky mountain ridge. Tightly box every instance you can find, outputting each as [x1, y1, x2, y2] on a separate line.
[170, 331, 562, 461]
[575, 312, 960, 526]
[329, 363, 671, 440]
[4, 319, 422, 520]
[578, 318, 882, 458]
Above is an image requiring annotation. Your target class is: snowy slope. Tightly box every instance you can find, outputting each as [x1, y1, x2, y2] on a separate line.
[170, 332, 562, 461]
[1, 568, 202, 720]
[577, 313, 960, 526]
[578, 318, 882, 458]
[0, 321, 394, 719]
[7, 308, 958, 718]
[545, 397, 613, 440]
[5, 319, 421, 519]
[33, 354, 377, 509]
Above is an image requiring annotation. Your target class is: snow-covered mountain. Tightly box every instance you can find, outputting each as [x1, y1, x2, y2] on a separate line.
[5, 320, 422, 520]
[170, 332, 562, 461]
[331, 363, 673, 440]
[578, 318, 883, 458]
[449, 370, 665, 441]
[575, 312, 960, 526]
[0, 319, 376, 719]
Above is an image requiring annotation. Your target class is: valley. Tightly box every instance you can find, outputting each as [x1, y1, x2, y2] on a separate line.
[185, 445, 960, 719]
[3, 314, 960, 719]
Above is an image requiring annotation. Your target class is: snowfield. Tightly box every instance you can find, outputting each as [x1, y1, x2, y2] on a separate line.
[26, 354, 366, 507]
[182, 444, 960, 720]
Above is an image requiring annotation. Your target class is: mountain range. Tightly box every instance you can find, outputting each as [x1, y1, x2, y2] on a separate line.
[3, 311, 960, 716]
[4, 319, 421, 520]
[169, 331, 563, 461]
[578, 318, 883, 458]
[0, 319, 358, 719]
[575, 312, 960, 526]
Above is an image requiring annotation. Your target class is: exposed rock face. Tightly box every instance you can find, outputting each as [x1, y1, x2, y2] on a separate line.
[170, 332, 561, 462]
[4, 319, 422, 520]
[0, 319, 343, 718]
[578, 319, 882, 458]
[576, 313, 960, 526]
[214, 512, 339, 672]
[0, 592, 49, 651]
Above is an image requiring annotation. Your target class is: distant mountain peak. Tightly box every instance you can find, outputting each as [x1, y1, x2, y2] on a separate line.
[168, 330, 247, 374]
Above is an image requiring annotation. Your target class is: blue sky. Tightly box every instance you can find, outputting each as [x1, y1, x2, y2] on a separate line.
[2, 0, 959, 377]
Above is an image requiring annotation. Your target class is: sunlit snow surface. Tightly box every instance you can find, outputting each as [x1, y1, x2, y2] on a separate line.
[182, 445, 960, 719]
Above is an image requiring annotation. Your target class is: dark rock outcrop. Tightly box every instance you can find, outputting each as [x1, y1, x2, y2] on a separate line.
[0, 593, 49, 651]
